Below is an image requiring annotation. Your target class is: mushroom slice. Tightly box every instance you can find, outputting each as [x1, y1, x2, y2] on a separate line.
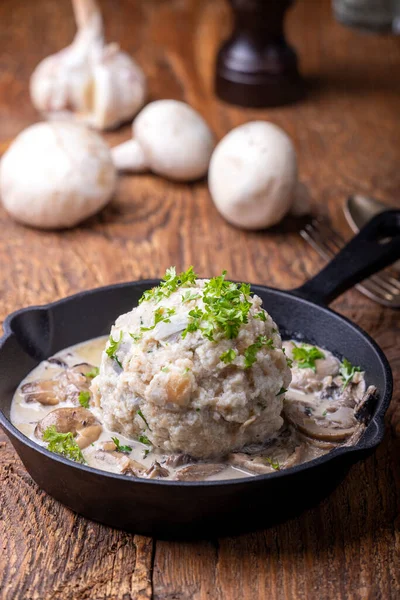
[21, 380, 60, 405]
[21, 362, 96, 406]
[145, 461, 169, 479]
[129, 459, 148, 477]
[227, 453, 276, 474]
[163, 453, 195, 468]
[174, 463, 226, 481]
[35, 407, 102, 449]
[284, 401, 356, 442]
[84, 446, 133, 474]
[354, 385, 378, 425]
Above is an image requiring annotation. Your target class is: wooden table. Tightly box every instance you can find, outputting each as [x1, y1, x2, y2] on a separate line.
[0, 1, 399, 598]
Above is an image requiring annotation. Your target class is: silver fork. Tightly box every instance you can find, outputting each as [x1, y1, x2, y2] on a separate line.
[300, 217, 400, 308]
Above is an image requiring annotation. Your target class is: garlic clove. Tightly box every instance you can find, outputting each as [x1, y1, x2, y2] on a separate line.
[90, 45, 147, 130]
[30, 0, 146, 131]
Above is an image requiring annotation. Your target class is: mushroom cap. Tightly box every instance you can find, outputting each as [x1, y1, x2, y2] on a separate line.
[208, 121, 298, 230]
[0, 121, 116, 229]
[133, 100, 215, 181]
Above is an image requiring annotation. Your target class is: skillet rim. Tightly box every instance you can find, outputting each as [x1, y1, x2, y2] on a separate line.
[0, 279, 393, 488]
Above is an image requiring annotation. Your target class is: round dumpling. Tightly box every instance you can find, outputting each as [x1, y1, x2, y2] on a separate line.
[91, 268, 291, 459]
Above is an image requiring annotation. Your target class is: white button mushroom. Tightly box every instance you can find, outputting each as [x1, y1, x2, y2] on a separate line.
[30, 0, 147, 131]
[0, 121, 116, 229]
[208, 121, 300, 230]
[111, 100, 216, 182]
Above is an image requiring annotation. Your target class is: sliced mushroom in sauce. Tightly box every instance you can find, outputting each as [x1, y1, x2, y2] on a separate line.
[11, 336, 374, 481]
[21, 362, 96, 406]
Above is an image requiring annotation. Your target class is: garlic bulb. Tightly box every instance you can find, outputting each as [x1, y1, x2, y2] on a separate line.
[0, 122, 116, 229]
[209, 121, 300, 230]
[30, 0, 147, 130]
[112, 100, 215, 182]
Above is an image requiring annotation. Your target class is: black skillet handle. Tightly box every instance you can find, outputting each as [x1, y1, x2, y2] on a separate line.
[293, 210, 400, 306]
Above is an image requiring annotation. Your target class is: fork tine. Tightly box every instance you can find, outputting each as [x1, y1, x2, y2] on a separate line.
[301, 221, 398, 303]
[310, 219, 400, 297]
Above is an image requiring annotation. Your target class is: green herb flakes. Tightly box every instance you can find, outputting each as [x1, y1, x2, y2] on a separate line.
[292, 343, 324, 372]
[254, 311, 266, 322]
[139, 266, 198, 304]
[141, 307, 176, 332]
[106, 331, 123, 368]
[129, 333, 142, 342]
[111, 437, 132, 453]
[181, 291, 201, 303]
[244, 336, 274, 368]
[138, 434, 152, 446]
[137, 409, 151, 430]
[78, 390, 90, 408]
[282, 347, 293, 368]
[339, 358, 362, 390]
[220, 348, 237, 364]
[85, 366, 99, 379]
[43, 426, 85, 464]
[266, 457, 280, 471]
[182, 271, 253, 342]
[276, 387, 287, 396]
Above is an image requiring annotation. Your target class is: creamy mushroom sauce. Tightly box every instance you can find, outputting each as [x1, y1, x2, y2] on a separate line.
[10, 336, 373, 481]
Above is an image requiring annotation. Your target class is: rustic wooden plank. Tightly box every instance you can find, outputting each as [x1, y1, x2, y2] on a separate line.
[0, 0, 399, 599]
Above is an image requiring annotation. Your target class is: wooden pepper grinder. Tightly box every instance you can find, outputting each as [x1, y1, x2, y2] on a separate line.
[215, 0, 304, 107]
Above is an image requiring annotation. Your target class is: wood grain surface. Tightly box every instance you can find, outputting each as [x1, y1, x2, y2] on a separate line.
[0, 0, 399, 598]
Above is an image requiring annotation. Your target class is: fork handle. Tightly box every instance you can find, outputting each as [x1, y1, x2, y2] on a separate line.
[293, 210, 400, 306]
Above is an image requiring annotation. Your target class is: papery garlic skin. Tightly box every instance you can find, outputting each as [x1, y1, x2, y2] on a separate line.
[0, 122, 116, 229]
[112, 100, 215, 182]
[30, 0, 146, 130]
[89, 46, 147, 130]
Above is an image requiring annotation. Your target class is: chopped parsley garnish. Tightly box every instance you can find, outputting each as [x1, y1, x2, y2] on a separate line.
[106, 331, 123, 368]
[129, 333, 142, 342]
[340, 358, 362, 390]
[137, 409, 151, 430]
[292, 343, 324, 372]
[244, 336, 274, 368]
[304, 407, 313, 417]
[78, 390, 90, 408]
[322, 410, 327, 417]
[282, 347, 293, 368]
[161, 366, 169, 373]
[141, 306, 176, 331]
[43, 426, 85, 464]
[182, 271, 253, 341]
[276, 387, 287, 396]
[254, 311, 266, 322]
[138, 434, 152, 446]
[181, 291, 201, 303]
[111, 437, 132, 453]
[85, 366, 99, 379]
[139, 266, 198, 304]
[220, 348, 237, 364]
[266, 457, 280, 471]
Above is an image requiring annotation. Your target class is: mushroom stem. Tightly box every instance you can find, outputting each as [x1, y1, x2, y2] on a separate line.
[111, 139, 149, 173]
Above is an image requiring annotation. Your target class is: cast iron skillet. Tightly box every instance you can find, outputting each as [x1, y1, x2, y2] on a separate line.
[0, 211, 399, 539]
